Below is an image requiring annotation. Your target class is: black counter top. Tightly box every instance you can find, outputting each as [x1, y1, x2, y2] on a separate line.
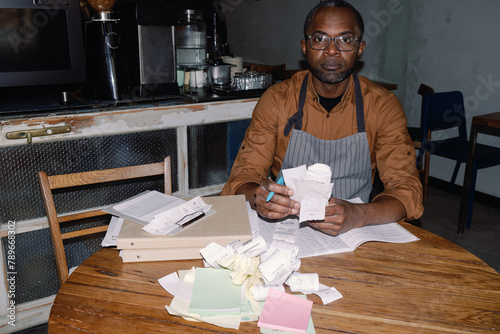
[0, 86, 264, 120]
[181, 86, 266, 103]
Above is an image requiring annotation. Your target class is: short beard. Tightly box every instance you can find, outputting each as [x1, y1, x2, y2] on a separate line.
[309, 66, 353, 84]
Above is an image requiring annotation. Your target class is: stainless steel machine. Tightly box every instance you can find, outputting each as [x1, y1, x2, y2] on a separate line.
[120, 1, 180, 98]
[84, 0, 132, 100]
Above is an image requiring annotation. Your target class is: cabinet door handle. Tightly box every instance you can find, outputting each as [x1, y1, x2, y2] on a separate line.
[6, 125, 72, 144]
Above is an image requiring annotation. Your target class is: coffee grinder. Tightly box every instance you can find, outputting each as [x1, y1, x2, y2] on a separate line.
[84, 0, 131, 100]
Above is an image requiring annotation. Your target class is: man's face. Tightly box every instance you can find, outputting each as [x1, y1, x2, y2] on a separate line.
[301, 7, 365, 85]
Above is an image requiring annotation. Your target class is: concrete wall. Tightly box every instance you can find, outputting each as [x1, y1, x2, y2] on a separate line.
[223, 0, 500, 198]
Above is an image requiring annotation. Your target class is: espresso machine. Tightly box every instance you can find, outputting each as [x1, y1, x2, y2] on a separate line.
[84, 0, 131, 100]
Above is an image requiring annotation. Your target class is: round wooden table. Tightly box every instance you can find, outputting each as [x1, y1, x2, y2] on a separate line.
[48, 223, 500, 333]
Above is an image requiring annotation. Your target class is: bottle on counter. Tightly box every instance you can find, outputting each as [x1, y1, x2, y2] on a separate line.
[175, 9, 207, 69]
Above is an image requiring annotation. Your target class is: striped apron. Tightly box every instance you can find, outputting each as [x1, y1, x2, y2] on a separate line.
[281, 73, 372, 203]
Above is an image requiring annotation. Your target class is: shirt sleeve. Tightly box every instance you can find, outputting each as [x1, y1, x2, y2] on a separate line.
[371, 93, 424, 221]
[220, 88, 281, 195]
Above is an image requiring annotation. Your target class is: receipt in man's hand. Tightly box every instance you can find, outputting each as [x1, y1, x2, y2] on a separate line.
[282, 163, 333, 222]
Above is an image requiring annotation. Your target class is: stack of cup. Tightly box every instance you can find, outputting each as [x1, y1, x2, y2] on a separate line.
[222, 56, 244, 78]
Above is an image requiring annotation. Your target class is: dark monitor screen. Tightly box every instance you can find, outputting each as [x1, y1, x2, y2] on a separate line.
[0, 0, 84, 89]
[0, 8, 71, 72]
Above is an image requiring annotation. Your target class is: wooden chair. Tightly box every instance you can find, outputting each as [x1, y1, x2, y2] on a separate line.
[38, 157, 172, 286]
[273, 69, 304, 83]
[249, 63, 286, 74]
[408, 83, 434, 200]
[245, 63, 304, 85]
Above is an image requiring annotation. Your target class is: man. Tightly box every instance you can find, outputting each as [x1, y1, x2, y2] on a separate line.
[221, 0, 423, 235]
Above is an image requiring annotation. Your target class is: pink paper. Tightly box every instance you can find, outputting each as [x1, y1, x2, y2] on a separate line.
[257, 288, 313, 334]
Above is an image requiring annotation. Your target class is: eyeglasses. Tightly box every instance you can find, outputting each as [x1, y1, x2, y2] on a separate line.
[307, 34, 361, 51]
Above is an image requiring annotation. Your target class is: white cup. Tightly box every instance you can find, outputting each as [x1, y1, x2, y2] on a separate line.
[189, 70, 207, 88]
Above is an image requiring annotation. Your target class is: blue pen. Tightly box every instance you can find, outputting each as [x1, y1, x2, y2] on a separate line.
[266, 176, 284, 202]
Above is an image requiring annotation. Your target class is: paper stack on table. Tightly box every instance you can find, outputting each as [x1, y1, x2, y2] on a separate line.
[188, 268, 244, 315]
[105, 190, 214, 236]
[102, 192, 253, 262]
[160, 268, 262, 330]
[158, 208, 344, 331]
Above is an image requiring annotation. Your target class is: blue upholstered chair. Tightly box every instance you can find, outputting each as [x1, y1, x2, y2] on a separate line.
[419, 91, 500, 229]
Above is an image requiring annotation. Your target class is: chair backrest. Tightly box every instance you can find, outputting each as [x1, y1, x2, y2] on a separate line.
[410, 83, 435, 146]
[421, 90, 468, 145]
[418, 83, 435, 96]
[417, 83, 435, 129]
[273, 69, 304, 82]
[249, 63, 286, 74]
[38, 156, 172, 285]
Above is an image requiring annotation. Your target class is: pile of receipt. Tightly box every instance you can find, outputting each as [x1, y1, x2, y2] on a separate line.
[158, 205, 342, 331]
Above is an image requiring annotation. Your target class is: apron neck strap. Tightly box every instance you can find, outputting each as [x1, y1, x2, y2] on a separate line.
[353, 73, 365, 133]
[284, 73, 309, 136]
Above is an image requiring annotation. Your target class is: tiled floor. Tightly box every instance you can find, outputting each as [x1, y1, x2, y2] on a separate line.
[13, 183, 500, 333]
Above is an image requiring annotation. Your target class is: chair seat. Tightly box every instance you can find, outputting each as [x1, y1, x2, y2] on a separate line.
[431, 139, 500, 169]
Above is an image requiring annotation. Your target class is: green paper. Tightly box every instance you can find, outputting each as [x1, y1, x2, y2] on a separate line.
[188, 268, 243, 315]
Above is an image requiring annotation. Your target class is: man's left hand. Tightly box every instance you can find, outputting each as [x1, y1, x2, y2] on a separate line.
[307, 195, 407, 236]
[307, 198, 365, 236]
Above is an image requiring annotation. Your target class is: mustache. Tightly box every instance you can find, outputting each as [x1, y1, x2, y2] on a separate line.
[320, 59, 341, 67]
[321, 58, 340, 65]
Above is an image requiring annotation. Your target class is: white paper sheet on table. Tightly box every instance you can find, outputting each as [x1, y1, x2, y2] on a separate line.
[101, 216, 124, 247]
[255, 198, 419, 258]
[158, 272, 193, 302]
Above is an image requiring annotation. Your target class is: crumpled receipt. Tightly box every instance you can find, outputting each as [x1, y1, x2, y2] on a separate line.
[282, 163, 333, 222]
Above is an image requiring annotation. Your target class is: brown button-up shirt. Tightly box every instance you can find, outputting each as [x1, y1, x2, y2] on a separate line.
[221, 71, 423, 221]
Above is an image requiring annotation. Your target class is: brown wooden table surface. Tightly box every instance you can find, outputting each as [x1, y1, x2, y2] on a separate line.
[48, 222, 500, 333]
[471, 111, 500, 129]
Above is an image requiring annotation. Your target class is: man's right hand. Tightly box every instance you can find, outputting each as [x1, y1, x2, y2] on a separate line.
[236, 180, 300, 219]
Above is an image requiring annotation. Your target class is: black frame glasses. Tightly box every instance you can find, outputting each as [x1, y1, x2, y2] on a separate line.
[307, 34, 361, 52]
